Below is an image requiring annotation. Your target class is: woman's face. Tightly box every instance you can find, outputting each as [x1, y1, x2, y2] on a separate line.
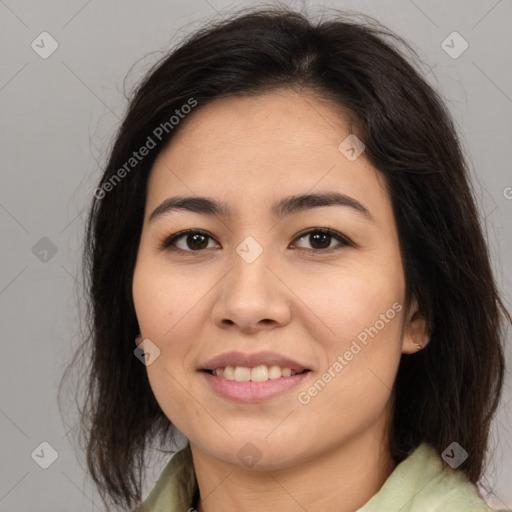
[132, 89, 427, 469]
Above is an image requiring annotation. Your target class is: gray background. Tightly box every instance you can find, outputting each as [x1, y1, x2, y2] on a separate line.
[1, 0, 511, 510]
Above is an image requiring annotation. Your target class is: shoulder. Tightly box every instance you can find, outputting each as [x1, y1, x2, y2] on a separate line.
[359, 443, 508, 512]
[136, 444, 197, 512]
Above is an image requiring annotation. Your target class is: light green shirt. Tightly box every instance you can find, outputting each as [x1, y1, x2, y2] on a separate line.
[137, 442, 509, 511]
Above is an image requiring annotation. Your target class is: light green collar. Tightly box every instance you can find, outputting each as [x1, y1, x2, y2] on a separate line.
[138, 442, 507, 512]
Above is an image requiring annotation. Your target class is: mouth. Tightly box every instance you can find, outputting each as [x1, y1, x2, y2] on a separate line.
[201, 365, 311, 382]
[199, 350, 311, 378]
[200, 367, 312, 403]
[198, 351, 312, 402]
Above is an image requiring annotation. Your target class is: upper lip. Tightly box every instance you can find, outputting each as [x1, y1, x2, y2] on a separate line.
[200, 351, 310, 372]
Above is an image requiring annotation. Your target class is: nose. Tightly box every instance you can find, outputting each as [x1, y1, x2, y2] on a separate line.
[212, 247, 291, 334]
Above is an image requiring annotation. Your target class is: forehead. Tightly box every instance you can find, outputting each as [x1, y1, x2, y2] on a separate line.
[145, 89, 390, 222]
[158, 89, 350, 162]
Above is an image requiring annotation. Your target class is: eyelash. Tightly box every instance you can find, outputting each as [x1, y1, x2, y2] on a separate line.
[158, 228, 353, 256]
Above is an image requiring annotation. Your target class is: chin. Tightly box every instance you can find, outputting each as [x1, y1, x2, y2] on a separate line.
[198, 435, 309, 471]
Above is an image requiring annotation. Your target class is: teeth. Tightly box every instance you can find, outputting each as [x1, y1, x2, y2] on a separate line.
[223, 365, 235, 380]
[234, 366, 251, 382]
[251, 365, 268, 382]
[211, 364, 302, 381]
[268, 365, 282, 379]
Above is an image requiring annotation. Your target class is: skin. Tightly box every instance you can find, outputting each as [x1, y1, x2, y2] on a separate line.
[132, 88, 429, 512]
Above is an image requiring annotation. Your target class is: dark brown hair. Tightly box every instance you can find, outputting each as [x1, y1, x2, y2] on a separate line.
[60, 5, 511, 510]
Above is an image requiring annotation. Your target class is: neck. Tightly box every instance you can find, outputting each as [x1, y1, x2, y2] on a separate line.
[191, 422, 396, 512]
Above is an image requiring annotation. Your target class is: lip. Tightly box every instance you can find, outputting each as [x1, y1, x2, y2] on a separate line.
[201, 370, 311, 403]
[199, 350, 310, 373]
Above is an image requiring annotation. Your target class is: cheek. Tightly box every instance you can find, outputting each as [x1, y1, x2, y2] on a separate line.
[131, 255, 218, 428]
[291, 254, 405, 348]
[132, 252, 213, 343]
[292, 258, 404, 412]
[294, 296, 403, 439]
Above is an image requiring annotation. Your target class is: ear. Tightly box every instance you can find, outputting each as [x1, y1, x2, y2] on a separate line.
[401, 297, 430, 354]
[135, 333, 143, 347]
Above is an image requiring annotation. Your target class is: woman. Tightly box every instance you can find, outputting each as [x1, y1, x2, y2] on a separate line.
[66, 6, 511, 512]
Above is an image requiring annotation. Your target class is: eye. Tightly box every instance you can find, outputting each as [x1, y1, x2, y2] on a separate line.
[159, 229, 219, 253]
[159, 227, 352, 255]
[291, 228, 352, 253]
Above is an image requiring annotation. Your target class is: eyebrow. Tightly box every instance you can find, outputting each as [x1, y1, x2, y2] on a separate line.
[148, 191, 374, 223]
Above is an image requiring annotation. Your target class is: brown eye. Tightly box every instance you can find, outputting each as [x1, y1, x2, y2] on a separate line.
[161, 230, 219, 252]
[306, 232, 331, 250]
[183, 232, 209, 250]
[292, 229, 352, 252]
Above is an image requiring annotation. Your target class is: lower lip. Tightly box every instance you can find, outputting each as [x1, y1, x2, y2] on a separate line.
[200, 371, 311, 403]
